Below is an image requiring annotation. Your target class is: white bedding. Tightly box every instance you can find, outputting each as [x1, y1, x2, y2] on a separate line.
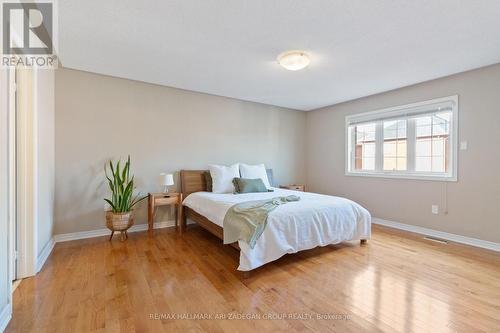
[182, 188, 371, 271]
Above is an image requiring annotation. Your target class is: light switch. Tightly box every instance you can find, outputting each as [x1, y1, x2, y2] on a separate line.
[460, 141, 468, 150]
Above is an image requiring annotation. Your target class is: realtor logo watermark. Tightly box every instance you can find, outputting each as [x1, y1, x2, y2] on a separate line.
[1, 0, 58, 68]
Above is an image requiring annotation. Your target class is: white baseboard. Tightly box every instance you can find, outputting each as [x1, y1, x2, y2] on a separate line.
[0, 304, 12, 333]
[373, 217, 500, 252]
[54, 220, 177, 243]
[36, 237, 56, 273]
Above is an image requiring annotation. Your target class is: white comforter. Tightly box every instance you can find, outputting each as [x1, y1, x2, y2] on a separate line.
[182, 188, 371, 271]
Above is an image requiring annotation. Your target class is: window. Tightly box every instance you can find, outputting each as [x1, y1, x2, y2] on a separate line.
[346, 96, 458, 181]
[353, 123, 376, 171]
[415, 113, 450, 173]
[383, 119, 407, 171]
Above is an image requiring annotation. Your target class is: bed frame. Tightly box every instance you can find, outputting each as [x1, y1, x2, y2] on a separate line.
[179, 170, 367, 250]
[180, 170, 241, 250]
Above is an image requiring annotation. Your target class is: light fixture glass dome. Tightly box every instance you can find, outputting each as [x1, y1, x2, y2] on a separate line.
[277, 51, 310, 71]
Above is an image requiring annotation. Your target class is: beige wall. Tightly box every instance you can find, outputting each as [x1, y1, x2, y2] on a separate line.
[56, 64, 500, 243]
[306, 64, 500, 243]
[55, 68, 306, 234]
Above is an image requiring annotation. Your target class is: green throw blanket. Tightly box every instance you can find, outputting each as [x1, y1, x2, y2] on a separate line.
[223, 195, 300, 248]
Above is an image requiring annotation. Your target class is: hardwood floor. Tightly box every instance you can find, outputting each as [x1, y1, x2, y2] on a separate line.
[6, 225, 500, 332]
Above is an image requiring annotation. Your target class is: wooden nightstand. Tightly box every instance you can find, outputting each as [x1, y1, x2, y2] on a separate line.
[148, 192, 183, 233]
[280, 184, 306, 192]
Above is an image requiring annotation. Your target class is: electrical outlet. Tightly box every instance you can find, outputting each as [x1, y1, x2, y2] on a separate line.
[431, 205, 439, 215]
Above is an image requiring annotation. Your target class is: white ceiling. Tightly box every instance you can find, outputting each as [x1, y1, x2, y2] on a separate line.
[59, 0, 500, 111]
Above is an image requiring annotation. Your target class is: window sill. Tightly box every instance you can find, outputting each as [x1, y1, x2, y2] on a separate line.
[345, 171, 457, 182]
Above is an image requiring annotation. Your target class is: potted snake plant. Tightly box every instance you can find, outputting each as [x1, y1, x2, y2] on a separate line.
[104, 156, 146, 241]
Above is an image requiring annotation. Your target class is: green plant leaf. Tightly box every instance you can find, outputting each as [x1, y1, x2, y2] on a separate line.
[130, 195, 147, 208]
[104, 198, 116, 212]
[109, 160, 115, 177]
[122, 160, 128, 183]
[126, 155, 131, 182]
[104, 156, 141, 213]
[122, 183, 133, 211]
[107, 180, 114, 192]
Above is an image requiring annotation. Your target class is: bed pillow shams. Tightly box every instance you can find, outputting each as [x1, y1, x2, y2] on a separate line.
[208, 164, 240, 193]
[239, 163, 271, 188]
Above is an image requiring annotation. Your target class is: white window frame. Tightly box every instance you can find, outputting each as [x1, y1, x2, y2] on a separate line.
[345, 95, 458, 181]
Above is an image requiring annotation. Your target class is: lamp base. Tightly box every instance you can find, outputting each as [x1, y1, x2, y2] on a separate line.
[163, 186, 169, 193]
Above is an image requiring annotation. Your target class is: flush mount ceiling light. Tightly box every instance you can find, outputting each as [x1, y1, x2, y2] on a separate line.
[277, 50, 310, 71]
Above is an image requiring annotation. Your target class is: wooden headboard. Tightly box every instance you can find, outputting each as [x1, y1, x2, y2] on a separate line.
[180, 170, 208, 198]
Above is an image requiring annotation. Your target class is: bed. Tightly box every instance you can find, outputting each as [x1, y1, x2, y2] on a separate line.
[180, 170, 371, 271]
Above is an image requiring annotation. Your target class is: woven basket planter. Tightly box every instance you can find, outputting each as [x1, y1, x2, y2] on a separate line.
[106, 211, 134, 241]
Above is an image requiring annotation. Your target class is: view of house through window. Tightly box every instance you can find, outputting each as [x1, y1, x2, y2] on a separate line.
[354, 123, 376, 171]
[383, 119, 407, 171]
[415, 112, 450, 173]
[346, 96, 457, 181]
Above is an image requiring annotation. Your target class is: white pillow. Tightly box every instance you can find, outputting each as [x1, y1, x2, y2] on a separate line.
[239, 163, 271, 188]
[208, 164, 240, 193]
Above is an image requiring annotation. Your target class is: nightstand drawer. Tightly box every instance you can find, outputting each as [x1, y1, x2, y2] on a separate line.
[155, 196, 178, 205]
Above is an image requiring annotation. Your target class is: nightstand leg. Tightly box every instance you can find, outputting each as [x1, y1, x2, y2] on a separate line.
[109, 231, 114, 241]
[179, 205, 187, 233]
[175, 204, 178, 229]
[148, 194, 153, 234]
[179, 205, 185, 233]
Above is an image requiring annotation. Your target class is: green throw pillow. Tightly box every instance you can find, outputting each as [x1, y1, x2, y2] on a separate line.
[204, 171, 213, 192]
[232, 178, 268, 194]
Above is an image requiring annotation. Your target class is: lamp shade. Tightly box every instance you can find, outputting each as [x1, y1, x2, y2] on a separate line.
[159, 173, 174, 186]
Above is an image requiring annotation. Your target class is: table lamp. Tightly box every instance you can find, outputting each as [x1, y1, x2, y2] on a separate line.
[159, 173, 174, 193]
